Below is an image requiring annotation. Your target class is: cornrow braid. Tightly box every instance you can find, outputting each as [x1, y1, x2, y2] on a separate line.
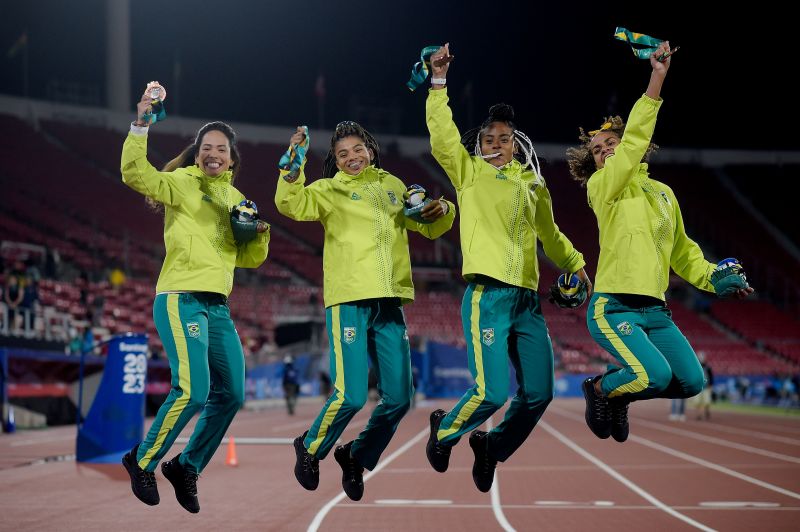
[322, 120, 382, 178]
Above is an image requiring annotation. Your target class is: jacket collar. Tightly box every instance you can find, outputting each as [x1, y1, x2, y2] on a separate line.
[333, 165, 383, 184]
[184, 164, 234, 183]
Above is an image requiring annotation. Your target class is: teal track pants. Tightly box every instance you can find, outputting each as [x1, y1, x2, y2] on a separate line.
[436, 281, 553, 462]
[303, 298, 413, 471]
[587, 293, 705, 400]
[136, 292, 245, 474]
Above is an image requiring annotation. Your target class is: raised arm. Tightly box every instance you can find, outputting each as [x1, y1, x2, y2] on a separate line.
[588, 41, 672, 205]
[425, 44, 476, 190]
[275, 127, 328, 221]
[120, 89, 190, 205]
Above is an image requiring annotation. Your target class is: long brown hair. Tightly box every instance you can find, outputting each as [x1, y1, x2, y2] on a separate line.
[147, 121, 242, 210]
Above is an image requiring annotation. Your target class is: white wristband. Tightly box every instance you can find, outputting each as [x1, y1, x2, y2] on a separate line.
[431, 77, 447, 86]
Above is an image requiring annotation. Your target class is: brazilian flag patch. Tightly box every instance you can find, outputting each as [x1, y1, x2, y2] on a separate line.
[343, 327, 357, 344]
[481, 328, 495, 346]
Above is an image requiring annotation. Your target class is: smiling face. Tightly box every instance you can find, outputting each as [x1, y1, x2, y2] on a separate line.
[588, 131, 620, 170]
[334, 135, 373, 175]
[194, 130, 234, 177]
[480, 122, 516, 166]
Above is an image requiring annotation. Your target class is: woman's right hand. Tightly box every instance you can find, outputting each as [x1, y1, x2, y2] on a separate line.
[650, 41, 672, 76]
[430, 43, 453, 83]
[289, 126, 306, 147]
[135, 92, 153, 127]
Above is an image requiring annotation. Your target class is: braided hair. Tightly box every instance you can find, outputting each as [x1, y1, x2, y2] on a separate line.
[565, 115, 659, 187]
[460, 103, 542, 184]
[322, 121, 382, 178]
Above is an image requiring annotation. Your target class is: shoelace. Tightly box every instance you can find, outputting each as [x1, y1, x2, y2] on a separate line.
[343, 455, 362, 481]
[611, 401, 629, 426]
[592, 392, 610, 422]
[303, 453, 319, 475]
[480, 453, 497, 476]
[137, 468, 156, 488]
[183, 471, 199, 496]
[432, 440, 451, 457]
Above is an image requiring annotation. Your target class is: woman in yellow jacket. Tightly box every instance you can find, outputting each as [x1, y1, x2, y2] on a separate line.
[120, 87, 269, 513]
[566, 41, 752, 443]
[276, 121, 455, 501]
[424, 44, 590, 493]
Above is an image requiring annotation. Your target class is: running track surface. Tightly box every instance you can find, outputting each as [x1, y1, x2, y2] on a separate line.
[2, 398, 799, 531]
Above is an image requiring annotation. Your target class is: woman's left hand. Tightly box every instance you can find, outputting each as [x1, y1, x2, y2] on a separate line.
[575, 268, 594, 298]
[420, 198, 450, 221]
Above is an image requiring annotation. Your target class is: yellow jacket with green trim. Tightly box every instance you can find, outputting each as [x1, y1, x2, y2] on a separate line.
[275, 164, 456, 308]
[426, 88, 585, 290]
[121, 131, 269, 297]
[587, 94, 715, 300]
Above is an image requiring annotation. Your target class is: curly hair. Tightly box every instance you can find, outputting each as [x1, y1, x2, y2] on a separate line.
[565, 115, 658, 187]
[323, 121, 381, 178]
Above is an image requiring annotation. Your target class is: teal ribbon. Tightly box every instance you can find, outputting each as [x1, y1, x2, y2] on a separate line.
[613, 27, 663, 60]
[141, 99, 166, 124]
[406, 45, 441, 91]
[278, 126, 310, 173]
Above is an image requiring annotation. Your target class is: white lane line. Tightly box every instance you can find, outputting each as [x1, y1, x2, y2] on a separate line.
[307, 428, 428, 532]
[540, 420, 716, 532]
[699, 501, 780, 508]
[551, 406, 800, 464]
[9, 434, 75, 447]
[374, 499, 453, 505]
[335, 502, 800, 511]
[632, 418, 800, 462]
[271, 414, 370, 434]
[487, 417, 515, 532]
[381, 462, 795, 474]
[682, 422, 800, 446]
[174, 436, 292, 445]
[629, 434, 800, 501]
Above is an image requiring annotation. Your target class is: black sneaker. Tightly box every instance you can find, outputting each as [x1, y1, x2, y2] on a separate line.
[293, 432, 319, 491]
[610, 398, 630, 443]
[334, 441, 364, 501]
[161, 455, 199, 514]
[122, 444, 159, 506]
[468, 430, 496, 493]
[426, 409, 452, 473]
[582, 377, 611, 439]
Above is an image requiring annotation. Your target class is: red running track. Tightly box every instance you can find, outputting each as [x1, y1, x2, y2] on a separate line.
[1, 398, 798, 531]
